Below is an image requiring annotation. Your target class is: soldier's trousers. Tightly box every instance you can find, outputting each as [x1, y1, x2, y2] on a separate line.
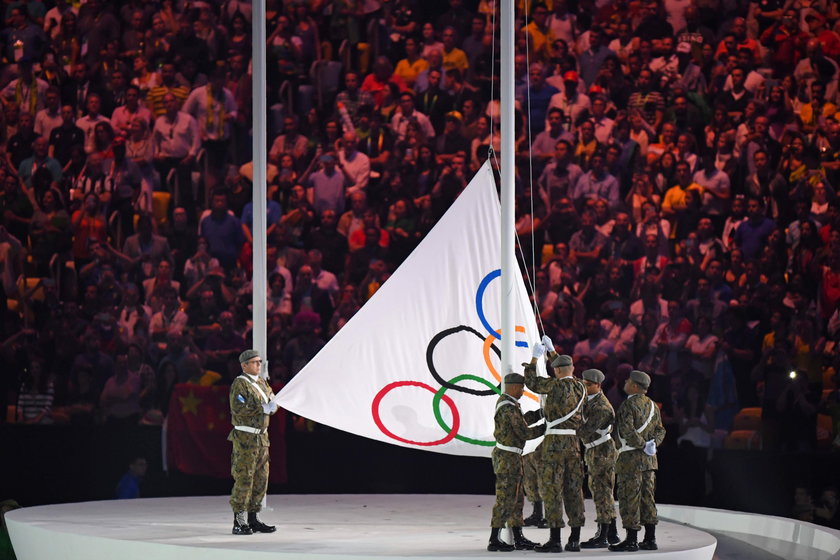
[523, 449, 542, 503]
[491, 473, 526, 527]
[617, 469, 657, 530]
[539, 440, 585, 528]
[230, 442, 270, 512]
[584, 446, 617, 523]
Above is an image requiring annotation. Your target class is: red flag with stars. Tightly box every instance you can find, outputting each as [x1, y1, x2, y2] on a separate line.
[166, 383, 287, 483]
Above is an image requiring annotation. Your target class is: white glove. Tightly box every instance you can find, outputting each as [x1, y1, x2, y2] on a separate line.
[531, 342, 546, 359]
[541, 335, 555, 353]
[643, 440, 656, 456]
[262, 402, 277, 415]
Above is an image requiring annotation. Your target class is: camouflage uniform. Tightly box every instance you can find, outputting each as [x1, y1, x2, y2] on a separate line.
[613, 393, 666, 530]
[579, 391, 618, 524]
[524, 363, 587, 529]
[523, 450, 542, 504]
[491, 394, 544, 527]
[228, 373, 275, 513]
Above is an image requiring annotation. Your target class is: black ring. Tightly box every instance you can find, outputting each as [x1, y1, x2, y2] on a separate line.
[426, 325, 500, 396]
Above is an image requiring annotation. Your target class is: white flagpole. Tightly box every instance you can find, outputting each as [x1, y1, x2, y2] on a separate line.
[252, 0, 268, 378]
[500, 0, 516, 391]
[252, 0, 270, 510]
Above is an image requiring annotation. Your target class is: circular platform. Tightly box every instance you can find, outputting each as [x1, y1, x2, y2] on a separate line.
[7, 494, 717, 560]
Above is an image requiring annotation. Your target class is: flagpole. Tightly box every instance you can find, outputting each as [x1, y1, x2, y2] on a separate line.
[500, 0, 516, 391]
[252, 0, 269, 510]
[252, 0, 267, 378]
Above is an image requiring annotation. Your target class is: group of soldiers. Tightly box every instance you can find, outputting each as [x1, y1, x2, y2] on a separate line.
[489, 335, 666, 553]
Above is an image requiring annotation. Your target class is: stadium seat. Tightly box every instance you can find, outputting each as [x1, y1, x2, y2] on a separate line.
[724, 430, 761, 450]
[823, 368, 837, 390]
[817, 414, 833, 449]
[732, 407, 762, 431]
[152, 192, 171, 225]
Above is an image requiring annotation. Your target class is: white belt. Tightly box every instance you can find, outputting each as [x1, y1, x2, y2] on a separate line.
[585, 432, 613, 449]
[546, 389, 586, 429]
[618, 401, 656, 454]
[545, 428, 577, 436]
[495, 443, 524, 455]
[618, 441, 634, 453]
[237, 375, 269, 403]
[234, 425, 266, 434]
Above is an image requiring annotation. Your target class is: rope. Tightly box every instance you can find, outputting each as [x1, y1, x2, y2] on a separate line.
[487, 1, 545, 337]
[522, 3, 544, 335]
[488, 2, 499, 171]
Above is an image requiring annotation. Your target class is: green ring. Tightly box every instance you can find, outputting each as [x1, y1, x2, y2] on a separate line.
[432, 374, 502, 446]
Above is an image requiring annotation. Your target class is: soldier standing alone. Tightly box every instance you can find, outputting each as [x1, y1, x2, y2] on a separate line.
[525, 337, 588, 552]
[229, 349, 279, 535]
[488, 372, 545, 551]
[609, 370, 666, 552]
[578, 368, 620, 548]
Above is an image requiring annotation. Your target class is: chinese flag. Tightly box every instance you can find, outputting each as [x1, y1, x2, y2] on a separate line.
[166, 383, 287, 483]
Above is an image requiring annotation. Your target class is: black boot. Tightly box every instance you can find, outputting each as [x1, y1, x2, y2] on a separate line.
[487, 528, 515, 552]
[607, 519, 620, 545]
[232, 511, 253, 535]
[564, 526, 581, 551]
[534, 527, 563, 553]
[639, 524, 657, 550]
[512, 526, 537, 550]
[580, 523, 609, 548]
[608, 528, 638, 552]
[247, 511, 276, 533]
[524, 501, 546, 527]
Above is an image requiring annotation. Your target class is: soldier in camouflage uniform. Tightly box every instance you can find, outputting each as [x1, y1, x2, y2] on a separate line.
[577, 368, 619, 548]
[229, 349, 278, 535]
[523, 448, 547, 527]
[609, 370, 666, 552]
[489, 372, 546, 552]
[525, 337, 588, 553]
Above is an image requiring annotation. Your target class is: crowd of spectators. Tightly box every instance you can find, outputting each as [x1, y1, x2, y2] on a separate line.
[0, 0, 839, 485]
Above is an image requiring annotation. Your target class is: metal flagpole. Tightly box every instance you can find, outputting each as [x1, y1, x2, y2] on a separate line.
[252, 0, 269, 510]
[500, 0, 516, 391]
[252, 0, 267, 379]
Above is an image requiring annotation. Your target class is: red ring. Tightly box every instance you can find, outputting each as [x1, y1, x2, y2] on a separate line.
[371, 381, 461, 446]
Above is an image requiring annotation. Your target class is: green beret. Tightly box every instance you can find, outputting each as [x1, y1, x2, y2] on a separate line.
[239, 349, 261, 364]
[630, 370, 651, 389]
[504, 373, 526, 384]
[551, 354, 573, 367]
[582, 368, 605, 384]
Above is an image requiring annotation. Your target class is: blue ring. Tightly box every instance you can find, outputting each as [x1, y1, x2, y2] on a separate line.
[475, 269, 529, 348]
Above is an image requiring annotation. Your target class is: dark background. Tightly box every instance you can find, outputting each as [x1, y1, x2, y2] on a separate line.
[2, 422, 836, 518]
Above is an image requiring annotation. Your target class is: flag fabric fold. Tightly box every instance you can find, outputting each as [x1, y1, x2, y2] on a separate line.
[274, 162, 546, 457]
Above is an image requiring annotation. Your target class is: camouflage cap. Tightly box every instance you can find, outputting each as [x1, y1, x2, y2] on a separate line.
[504, 373, 526, 385]
[630, 370, 651, 389]
[551, 354, 573, 368]
[582, 368, 605, 384]
[238, 349, 261, 364]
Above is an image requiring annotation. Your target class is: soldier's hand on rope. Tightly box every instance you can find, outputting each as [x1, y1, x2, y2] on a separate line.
[531, 342, 546, 359]
[541, 335, 555, 353]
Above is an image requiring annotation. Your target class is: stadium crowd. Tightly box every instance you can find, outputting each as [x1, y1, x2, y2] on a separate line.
[0, 0, 839, 523]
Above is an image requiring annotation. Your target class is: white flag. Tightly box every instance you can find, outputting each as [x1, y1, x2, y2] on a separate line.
[274, 162, 546, 457]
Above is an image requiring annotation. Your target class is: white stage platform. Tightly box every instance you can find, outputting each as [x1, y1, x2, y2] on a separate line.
[7, 494, 716, 560]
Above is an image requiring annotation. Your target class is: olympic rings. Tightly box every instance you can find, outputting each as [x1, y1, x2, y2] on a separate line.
[426, 325, 499, 396]
[483, 330, 541, 403]
[371, 381, 460, 446]
[432, 374, 501, 446]
[371, 268, 540, 448]
[475, 269, 529, 348]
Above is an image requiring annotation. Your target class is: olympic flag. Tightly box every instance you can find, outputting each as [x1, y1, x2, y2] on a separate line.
[273, 162, 546, 457]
